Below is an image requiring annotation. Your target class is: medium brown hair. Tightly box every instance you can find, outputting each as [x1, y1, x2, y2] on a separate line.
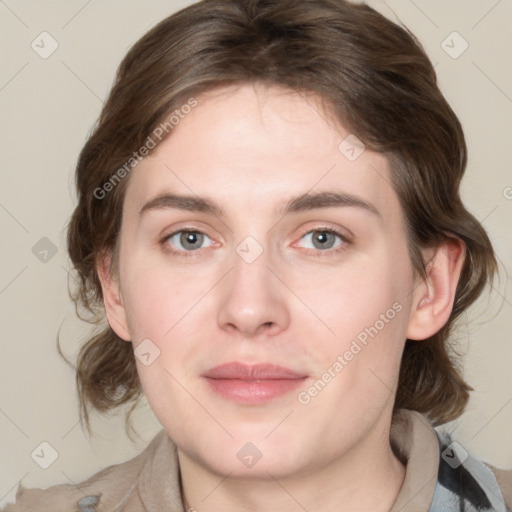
[60, 0, 498, 439]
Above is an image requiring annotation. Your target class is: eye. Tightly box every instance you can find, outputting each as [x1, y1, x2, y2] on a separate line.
[160, 226, 350, 258]
[161, 228, 215, 256]
[295, 228, 349, 256]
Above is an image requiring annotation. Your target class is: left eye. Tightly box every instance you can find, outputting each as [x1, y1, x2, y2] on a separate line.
[296, 228, 346, 252]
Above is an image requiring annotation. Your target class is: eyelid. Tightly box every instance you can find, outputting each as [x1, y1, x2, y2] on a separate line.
[295, 223, 352, 243]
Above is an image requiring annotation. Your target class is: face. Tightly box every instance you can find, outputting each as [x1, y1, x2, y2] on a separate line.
[110, 83, 421, 479]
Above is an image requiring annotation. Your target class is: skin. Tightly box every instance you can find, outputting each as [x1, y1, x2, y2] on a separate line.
[98, 82, 465, 512]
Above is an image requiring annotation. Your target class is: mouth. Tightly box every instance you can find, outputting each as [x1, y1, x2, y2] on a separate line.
[202, 362, 308, 405]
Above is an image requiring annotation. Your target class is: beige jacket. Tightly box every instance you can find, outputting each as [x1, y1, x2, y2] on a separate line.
[2, 409, 511, 511]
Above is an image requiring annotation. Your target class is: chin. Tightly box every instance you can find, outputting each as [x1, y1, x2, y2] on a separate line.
[202, 449, 305, 480]
[185, 431, 308, 479]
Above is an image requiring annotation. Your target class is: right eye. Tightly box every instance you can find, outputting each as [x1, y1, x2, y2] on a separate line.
[161, 228, 215, 256]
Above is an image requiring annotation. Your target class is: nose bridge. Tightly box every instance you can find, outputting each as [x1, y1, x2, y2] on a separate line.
[232, 233, 271, 290]
[216, 232, 289, 337]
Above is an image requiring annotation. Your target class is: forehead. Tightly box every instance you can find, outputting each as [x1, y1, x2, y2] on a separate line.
[124, 83, 399, 223]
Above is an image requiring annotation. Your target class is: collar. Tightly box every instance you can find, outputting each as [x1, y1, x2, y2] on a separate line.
[136, 409, 442, 512]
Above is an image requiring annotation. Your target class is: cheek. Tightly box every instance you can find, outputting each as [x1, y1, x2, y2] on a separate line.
[120, 260, 197, 341]
[303, 246, 413, 388]
[307, 253, 409, 339]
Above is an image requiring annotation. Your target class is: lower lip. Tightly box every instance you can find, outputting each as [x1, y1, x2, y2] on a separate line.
[204, 377, 306, 404]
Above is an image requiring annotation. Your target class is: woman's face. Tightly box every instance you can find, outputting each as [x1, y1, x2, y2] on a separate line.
[111, 83, 422, 478]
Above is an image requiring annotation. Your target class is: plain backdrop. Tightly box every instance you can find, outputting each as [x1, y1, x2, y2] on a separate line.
[1, 0, 511, 507]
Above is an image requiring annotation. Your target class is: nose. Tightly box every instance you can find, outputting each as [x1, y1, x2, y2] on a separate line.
[216, 241, 290, 339]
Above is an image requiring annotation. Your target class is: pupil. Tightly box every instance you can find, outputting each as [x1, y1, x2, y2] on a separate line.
[315, 231, 333, 249]
[183, 232, 201, 248]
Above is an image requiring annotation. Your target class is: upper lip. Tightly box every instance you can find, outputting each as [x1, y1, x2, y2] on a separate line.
[203, 362, 307, 380]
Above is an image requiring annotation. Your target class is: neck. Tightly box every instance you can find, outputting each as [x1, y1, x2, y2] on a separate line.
[178, 415, 406, 512]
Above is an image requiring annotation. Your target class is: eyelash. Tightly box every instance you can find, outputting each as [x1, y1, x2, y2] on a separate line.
[159, 226, 351, 258]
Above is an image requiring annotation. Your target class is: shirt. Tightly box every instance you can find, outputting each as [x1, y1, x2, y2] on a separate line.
[2, 409, 511, 511]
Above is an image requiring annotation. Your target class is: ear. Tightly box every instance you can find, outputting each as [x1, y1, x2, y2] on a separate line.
[96, 251, 131, 342]
[406, 238, 466, 340]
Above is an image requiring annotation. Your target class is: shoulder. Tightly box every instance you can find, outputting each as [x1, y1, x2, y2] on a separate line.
[0, 429, 169, 512]
[488, 464, 512, 512]
[432, 425, 512, 512]
[391, 410, 512, 512]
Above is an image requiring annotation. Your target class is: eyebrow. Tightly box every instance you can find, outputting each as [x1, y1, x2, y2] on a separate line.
[139, 190, 381, 219]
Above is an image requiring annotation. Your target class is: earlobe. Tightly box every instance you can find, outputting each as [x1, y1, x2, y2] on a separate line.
[96, 252, 131, 342]
[406, 238, 466, 341]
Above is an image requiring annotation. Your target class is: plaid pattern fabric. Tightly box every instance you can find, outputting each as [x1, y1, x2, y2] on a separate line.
[430, 427, 510, 512]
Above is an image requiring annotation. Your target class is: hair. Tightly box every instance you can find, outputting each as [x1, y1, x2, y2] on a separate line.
[60, 0, 498, 440]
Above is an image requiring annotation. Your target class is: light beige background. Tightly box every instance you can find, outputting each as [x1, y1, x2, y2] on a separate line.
[1, 0, 511, 506]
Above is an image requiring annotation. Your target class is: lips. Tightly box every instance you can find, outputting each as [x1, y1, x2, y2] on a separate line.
[203, 362, 306, 379]
[203, 362, 308, 404]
